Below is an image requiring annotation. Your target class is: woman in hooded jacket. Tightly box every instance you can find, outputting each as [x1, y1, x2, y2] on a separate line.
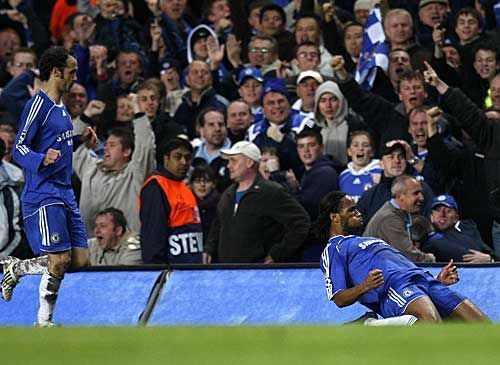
[312, 80, 368, 165]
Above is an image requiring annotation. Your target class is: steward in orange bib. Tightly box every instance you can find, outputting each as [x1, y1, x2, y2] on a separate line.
[140, 138, 203, 263]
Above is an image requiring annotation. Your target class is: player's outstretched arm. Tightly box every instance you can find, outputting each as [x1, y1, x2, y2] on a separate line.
[333, 269, 384, 308]
[436, 259, 459, 286]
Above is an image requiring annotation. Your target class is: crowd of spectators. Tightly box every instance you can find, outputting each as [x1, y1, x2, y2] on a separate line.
[0, 0, 499, 265]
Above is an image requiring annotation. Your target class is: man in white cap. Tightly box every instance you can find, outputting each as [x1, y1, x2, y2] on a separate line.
[204, 141, 310, 264]
[293, 70, 324, 118]
[416, 0, 450, 47]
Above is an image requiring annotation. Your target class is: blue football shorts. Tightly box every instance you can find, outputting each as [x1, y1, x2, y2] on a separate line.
[379, 272, 466, 319]
[24, 203, 88, 255]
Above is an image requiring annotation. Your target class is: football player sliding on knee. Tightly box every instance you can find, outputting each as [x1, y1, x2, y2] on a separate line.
[318, 191, 489, 325]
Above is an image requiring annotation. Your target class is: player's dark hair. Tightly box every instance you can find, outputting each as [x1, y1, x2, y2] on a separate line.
[313, 191, 347, 243]
[39, 46, 72, 82]
[107, 127, 135, 157]
[161, 137, 194, 156]
[96, 207, 128, 232]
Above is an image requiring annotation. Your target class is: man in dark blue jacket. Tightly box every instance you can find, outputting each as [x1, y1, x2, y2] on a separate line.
[423, 195, 495, 263]
[296, 129, 339, 221]
[296, 128, 340, 262]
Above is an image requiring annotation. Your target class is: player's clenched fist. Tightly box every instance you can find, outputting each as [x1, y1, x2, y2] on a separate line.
[363, 269, 384, 291]
[43, 148, 61, 166]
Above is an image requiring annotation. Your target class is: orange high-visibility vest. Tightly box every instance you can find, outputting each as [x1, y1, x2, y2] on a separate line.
[143, 175, 201, 227]
[141, 175, 203, 262]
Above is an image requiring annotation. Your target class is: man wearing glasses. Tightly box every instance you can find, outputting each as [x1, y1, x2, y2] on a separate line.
[246, 35, 281, 78]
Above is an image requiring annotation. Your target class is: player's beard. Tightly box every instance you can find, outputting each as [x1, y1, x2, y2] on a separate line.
[344, 224, 364, 236]
[65, 80, 75, 93]
[342, 217, 364, 236]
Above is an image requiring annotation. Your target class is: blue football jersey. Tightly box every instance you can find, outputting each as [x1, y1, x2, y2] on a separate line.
[339, 160, 381, 202]
[320, 235, 422, 308]
[13, 90, 77, 215]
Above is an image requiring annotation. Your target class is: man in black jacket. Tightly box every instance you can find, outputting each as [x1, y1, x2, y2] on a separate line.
[330, 55, 413, 156]
[204, 141, 310, 263]
[173, 60, 229, 139]
[423, 195, 494, 263]
[424, 61, 500, 256]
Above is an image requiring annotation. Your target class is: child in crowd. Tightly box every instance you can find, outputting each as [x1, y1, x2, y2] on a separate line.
[339, 130, 382, 202]
[189, 164, 220, 240]
[259, 146, 299, 192]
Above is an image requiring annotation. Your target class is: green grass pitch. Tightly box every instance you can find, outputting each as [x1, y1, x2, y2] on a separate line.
[2, 325, 500, 365]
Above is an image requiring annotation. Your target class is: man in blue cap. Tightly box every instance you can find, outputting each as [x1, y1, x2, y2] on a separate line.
[247, 78, 317, 177]
[423, 195, 495, 263]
